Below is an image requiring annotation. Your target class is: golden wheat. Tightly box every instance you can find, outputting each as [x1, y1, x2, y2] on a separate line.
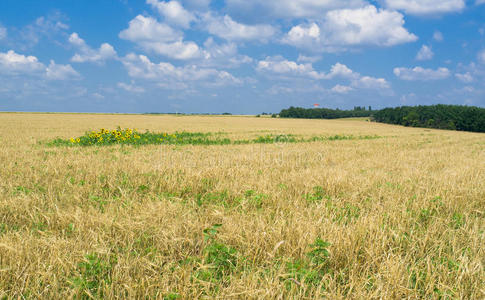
[0, 113, 483, 299]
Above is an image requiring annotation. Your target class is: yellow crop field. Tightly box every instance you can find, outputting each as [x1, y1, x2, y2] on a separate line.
[0, 113, 484, 299]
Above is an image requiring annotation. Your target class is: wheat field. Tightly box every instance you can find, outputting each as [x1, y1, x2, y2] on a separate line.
[0, 113, 483, 299]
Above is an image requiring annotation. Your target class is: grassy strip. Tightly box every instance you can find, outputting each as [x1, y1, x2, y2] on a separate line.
[49, 128, 381, 147]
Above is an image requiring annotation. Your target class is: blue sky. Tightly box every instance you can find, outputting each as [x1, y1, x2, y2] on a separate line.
[0, 0, 484, 114]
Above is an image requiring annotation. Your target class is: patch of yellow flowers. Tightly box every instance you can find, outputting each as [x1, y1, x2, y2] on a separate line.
[70, 128, 141, 145]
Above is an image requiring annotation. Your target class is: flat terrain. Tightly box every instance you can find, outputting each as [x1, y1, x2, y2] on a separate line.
[0, 113, 484, 299]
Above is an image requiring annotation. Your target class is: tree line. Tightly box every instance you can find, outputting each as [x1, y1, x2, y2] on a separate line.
[373, 105, 485, 133]
[279, 106, 373, 119]
[278, 105, 485, 133]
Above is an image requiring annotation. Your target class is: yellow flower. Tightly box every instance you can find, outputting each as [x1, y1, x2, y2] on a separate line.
[70, 138, 75, 143]
[76, 138, 81, 143]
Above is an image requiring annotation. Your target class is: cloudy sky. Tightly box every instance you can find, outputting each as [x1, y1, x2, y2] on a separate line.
[0, 0, 484, 113]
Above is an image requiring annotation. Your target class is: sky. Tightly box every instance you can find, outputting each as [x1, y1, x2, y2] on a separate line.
[0, 0, 484, 114]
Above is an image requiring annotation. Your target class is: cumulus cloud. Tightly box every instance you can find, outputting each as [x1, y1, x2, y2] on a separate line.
[329, 64, 391, 91]
[225, 0, 366, 19]
[119, 15, 200, 60]
[45, 60, 80, 80]
[382, 0, 465, 15]
[325, 63, 360, 79]
[297, 55, 322, 63]
[0, 50, 80, 81]
[416, 45, 434, 60]
[256, 56, 390, 91]
[117, 82, 145, 93]
[331, 84, 354, 94]
[455, 72, 473, 83]
[202, 13, 276, 42]
[283, 5, 417, 51]
[394, 66, 450, 80]
[354, 76, 390, 89]
[69, 33, 117, 63]
[0, 25, 6, 40]
[200, 37, 253, 68]
[0, 50, 45, 75]
[143, 41, 200, 60]
[256, 56, 326, 79]
[146, 0, 195, 28]
[119, 15, 180, 42]
[121, 53, 241, 87]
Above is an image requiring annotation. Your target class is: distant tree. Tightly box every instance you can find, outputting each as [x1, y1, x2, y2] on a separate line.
[373, 104, 485, 133]
[279, 106, 373, 119]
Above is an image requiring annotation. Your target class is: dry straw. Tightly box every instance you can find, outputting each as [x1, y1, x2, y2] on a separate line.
[0, 113, 483, 299]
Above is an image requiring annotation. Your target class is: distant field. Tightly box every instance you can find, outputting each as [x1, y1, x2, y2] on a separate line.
[0, 113, 484, 299]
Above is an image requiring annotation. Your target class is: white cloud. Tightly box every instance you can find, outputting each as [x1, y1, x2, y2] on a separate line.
[45, 60, 80, 80]
[19, 13, 69, 48]
[433, 31, 443, 42]
[0, 25, 6, 40]
[394, 66, 450, 80]
[455, 72, 473, 83]
[297, 54, 322, 63]
[382, 0, 465, 15]
[69, 33, 117, 63]
[142, 40, 200, 60]
[0, 50, 45, 75]
[200, 37, 253, 68]
[119, 15, 200, 60]
[326, 63, 360, 79]
[477, 0, 485, 5]
[416, 45, 434, 60]
[353, 76, 390, 89]
[283, 5, 417, 51]
[256, 57, 390, 91]
[0, 50, 80, 81]
[121, 53, 241, 87]
[119, 15, 181, 42]
[146, 0, 195, 29]
[256, 56, 325, 79]
[331, 84, 354, 94]
[283, 23, 321, 49]
[117, 82, 145, 93]
[202, 14, 276, 42]
[479, 50, 485, 64]
[92, 93, 105, 99]
[225, 0, 366, 19]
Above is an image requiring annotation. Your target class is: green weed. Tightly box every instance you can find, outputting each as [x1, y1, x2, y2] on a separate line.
[305, 186, 328, 204]
[285, 238, 331, 289]
[194, 224, 239, 286]
[71, 253, 116, 298]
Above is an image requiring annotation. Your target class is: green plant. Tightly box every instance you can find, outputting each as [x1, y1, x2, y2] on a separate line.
[195, 224, 239, 285]
[285, 238, 331, 289]
[163, 293, 181, 300]
[305, 186, 328, 204]
[243, 190, 267, 209]
[71, 253, 116, 298]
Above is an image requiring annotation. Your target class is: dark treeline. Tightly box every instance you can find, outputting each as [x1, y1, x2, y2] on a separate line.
[279, 106, 373, 119]
[373, 105, 485, 133]
[279, 104, 485, 133]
